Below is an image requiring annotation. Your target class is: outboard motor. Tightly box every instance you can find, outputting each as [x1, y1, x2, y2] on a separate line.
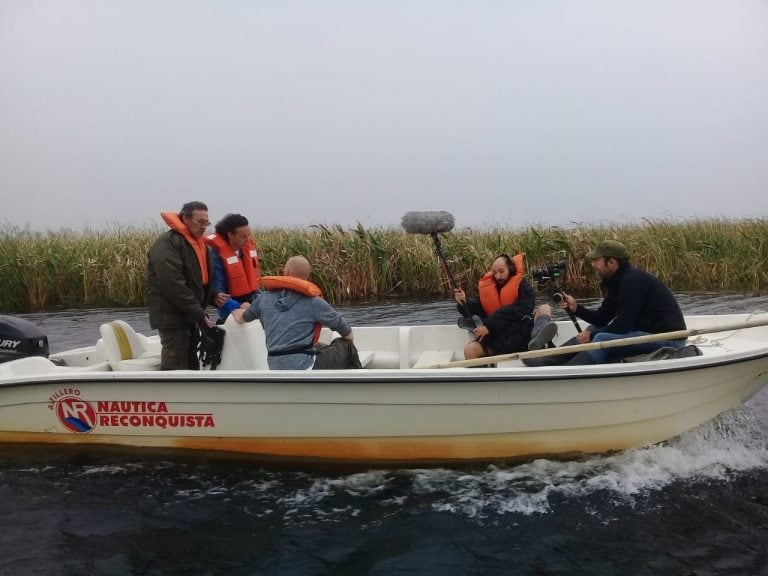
[0, 315, 49, 363]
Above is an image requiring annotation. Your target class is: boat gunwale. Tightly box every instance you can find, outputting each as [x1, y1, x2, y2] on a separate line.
[2, 348, 767, 388]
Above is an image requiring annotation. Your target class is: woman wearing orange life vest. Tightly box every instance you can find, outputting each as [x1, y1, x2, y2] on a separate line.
[453, 253, 536, 361]
[206, 213, 261, 321]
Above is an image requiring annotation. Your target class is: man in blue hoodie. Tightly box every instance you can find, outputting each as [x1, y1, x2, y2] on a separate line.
[231, 256, 361, 370]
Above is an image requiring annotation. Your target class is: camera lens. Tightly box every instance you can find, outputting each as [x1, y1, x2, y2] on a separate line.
[552, 292, 563, 303]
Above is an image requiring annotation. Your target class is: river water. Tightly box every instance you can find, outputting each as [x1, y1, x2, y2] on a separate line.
[3, 293, 768, 575]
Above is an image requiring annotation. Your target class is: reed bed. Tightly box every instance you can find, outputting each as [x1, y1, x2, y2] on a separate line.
[1, 218, 766, 312]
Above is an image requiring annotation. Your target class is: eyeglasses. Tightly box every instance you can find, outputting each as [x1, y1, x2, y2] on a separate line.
[188, 218, 210, 227]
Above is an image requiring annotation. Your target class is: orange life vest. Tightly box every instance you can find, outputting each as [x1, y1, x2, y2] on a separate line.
[478, 253, 525, 316]
[261, 276, 323, 342]
[205, 233, 260, 297]
[161, 212, 209, 284]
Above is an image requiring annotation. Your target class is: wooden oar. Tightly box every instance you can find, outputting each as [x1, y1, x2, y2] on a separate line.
[426, 316, 768, 369]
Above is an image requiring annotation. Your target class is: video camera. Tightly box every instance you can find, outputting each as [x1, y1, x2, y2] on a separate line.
[530, 261, 568, 303]
[531, 261, 567, 285]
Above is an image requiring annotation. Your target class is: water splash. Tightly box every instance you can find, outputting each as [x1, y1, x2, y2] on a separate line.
[400, 405, 768, 518]
[149, 403, 768, 525]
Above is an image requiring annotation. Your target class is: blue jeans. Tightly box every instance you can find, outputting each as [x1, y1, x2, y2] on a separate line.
[584, 329, 685, 363]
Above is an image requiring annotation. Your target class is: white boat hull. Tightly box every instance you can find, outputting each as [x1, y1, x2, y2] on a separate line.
[1, 313, 767, 464]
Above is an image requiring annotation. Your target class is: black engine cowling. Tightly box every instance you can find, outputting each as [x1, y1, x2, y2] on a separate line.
[0, 315, 49, 363]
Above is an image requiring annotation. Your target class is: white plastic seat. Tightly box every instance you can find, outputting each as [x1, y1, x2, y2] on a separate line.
[99, 320, 162, 371]
[407, 325, 469, 368]
[357, 350, 374, 368]
[216, 315, 269, 370]
[413, 350, 455, 368]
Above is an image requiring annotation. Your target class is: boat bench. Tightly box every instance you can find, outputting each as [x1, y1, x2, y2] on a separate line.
[89, 320, 471, 371]
[351, 325, 470, 369]
[357, 350, 374, 368]
[413, 350, 455, 368]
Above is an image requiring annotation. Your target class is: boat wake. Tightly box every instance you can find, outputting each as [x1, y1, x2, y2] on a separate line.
[115, 402, 765, 527]
[245, 404, 768, 524]
[417, 406, 768, 519]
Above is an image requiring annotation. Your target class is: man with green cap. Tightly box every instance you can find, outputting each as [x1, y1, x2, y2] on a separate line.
[524, 239, 686, 366]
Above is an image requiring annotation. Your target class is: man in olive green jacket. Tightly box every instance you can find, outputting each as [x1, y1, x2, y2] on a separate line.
[147, 201, 226, 370]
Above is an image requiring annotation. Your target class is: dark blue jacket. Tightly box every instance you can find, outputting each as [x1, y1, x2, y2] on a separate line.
[575, 263, 686, 336]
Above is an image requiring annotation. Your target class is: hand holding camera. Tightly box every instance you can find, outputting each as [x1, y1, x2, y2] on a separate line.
[553, 291, 577, 312]
[532, 260, 582, 333]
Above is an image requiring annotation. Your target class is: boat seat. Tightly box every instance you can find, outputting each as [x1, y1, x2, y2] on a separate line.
[0, 355, 62, 377]
[357, 350, 374, 368]
[217, 315, 269, 370]
[413, 350, 454, 368]
[317, 328, 375, 368]
[99, 320, 161, 371]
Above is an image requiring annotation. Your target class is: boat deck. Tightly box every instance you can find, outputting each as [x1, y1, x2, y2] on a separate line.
[0, 313, 765, 377]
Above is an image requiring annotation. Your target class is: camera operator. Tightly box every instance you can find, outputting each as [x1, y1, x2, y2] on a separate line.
[454, 253, 535, 362]
[524, 240, 686, 366]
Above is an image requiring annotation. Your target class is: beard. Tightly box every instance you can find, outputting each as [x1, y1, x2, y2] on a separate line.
[596, 268, 615, 280]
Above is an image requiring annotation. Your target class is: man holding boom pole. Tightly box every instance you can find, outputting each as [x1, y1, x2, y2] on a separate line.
[524, 240, 687, 366]
[400, 211, 537, 363]
[454, 253, 536, 362]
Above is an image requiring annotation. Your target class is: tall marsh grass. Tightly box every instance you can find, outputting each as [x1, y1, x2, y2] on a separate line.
[1, 218, 766, 312]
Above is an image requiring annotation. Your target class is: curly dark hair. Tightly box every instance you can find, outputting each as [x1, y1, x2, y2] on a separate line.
[214, 213, 249, 237]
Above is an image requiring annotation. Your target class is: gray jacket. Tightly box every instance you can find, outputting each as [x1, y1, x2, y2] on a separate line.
[242, 289, 351, 369]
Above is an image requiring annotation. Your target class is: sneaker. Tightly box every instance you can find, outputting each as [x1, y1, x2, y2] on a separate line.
[528, 321, 558, 350]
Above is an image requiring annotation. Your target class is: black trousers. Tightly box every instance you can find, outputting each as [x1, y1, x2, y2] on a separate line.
[313, 338, 362, 370]
[483, 317, 534, 356]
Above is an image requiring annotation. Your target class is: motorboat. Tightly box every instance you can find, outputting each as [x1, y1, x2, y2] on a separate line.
[1, 312, 767, 465]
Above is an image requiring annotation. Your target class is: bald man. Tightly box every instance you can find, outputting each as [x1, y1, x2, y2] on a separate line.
[284, 255, 310, 278]
[233, 256, 361, 370]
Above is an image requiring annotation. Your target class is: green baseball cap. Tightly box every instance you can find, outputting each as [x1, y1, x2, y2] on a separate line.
[585, 240, 629, 260]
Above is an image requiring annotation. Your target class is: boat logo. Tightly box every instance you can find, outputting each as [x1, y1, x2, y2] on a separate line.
[49, 387, 216, 433]
[51, 390, 96, 433]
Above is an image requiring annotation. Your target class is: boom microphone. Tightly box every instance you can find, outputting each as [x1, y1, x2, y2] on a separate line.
[401, 211, 455, 235]
[401, 210, 458, 291]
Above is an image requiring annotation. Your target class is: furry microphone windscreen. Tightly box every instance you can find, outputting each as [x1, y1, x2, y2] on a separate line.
[401, 211, 455, 235]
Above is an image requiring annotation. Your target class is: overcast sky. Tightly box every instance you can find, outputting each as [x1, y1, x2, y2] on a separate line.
[1, 0, 767, 232]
